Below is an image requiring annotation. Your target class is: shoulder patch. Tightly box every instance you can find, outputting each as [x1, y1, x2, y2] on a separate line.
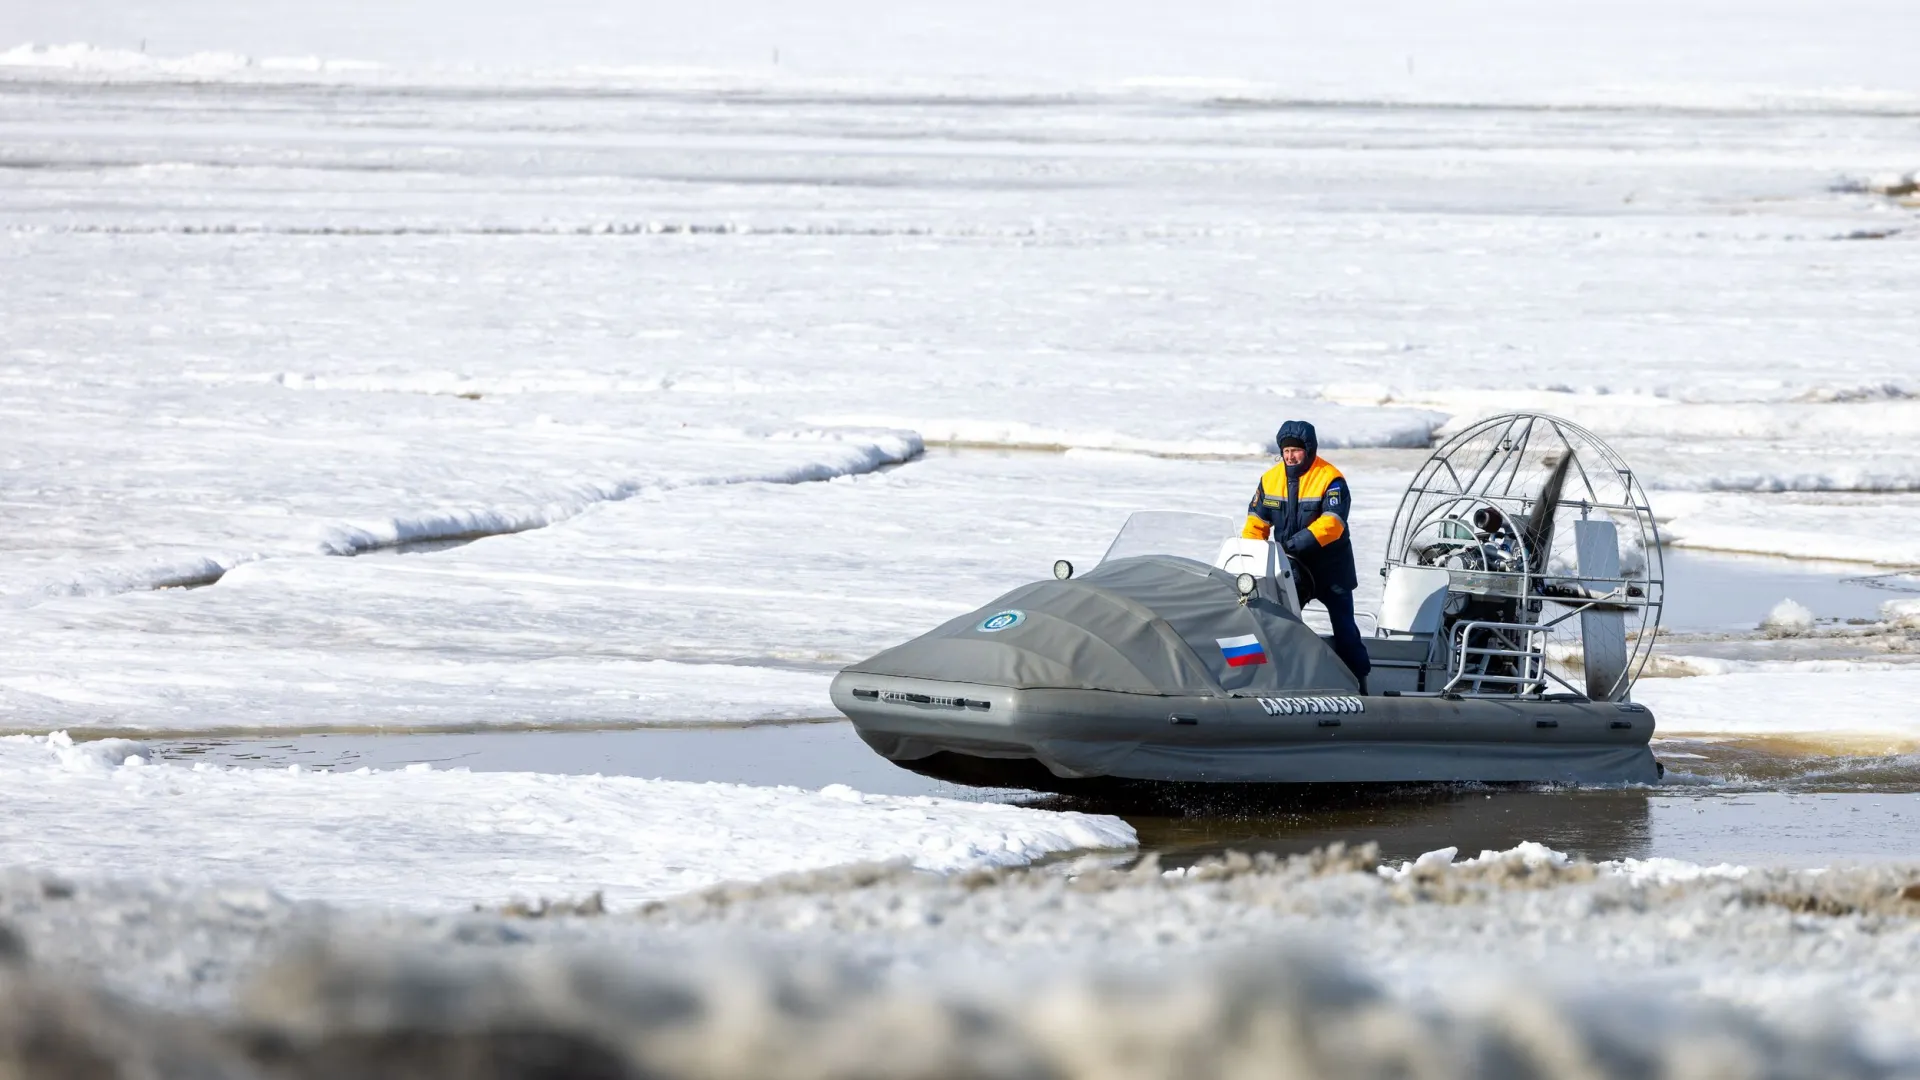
[1299, 461, 1343, 497]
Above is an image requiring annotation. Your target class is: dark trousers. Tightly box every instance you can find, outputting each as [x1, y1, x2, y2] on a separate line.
[1298, 580, 1372, 686]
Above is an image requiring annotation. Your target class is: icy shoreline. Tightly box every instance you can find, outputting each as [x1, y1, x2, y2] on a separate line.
[0, 733, 1135, 910]
[2, 844, 1918, 1075]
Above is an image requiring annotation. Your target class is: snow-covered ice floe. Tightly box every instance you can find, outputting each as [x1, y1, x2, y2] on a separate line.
[0, 423, 923, 605]
[1662, 491, 1920, 564]
[0, 733, 1135, 909]
[1887, 599, 1920, 629]
[0, 453, 1382, 735]
[806, 401, 1446, 457]
[1635, 669, 1920, 739]
[1379, 841, 1750, 885]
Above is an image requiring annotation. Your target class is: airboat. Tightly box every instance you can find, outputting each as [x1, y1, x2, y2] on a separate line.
[830, 414, 1666, 789]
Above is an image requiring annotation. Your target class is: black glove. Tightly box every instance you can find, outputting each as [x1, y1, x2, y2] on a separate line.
[1283, 531, 1317, 557]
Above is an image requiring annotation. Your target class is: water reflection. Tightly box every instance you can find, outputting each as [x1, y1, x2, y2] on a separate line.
[151, 723, 1920, 869]
[1038, 786, 1655, 866]
[153, 721, 1006, 801]
[160, 724, 1660, 865]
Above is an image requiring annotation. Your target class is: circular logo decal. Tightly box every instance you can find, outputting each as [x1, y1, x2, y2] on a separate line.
[977, 610, 1025, 633]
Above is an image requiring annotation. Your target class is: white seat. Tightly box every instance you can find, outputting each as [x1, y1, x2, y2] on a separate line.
[1378, 565, 1452, 636]
[1211, 538, 1301, 617]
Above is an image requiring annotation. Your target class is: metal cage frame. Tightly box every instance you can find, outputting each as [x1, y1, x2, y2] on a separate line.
[1382, 413, 1665, 700]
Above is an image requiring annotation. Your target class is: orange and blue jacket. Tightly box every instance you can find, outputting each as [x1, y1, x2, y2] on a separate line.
[1242, 458, 1359, 592]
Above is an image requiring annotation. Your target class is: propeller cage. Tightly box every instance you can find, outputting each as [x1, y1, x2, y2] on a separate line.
[1381, 414, 1664, 702]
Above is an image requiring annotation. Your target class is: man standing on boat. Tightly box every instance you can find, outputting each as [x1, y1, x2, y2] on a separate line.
[1241, 420, 1372, 691]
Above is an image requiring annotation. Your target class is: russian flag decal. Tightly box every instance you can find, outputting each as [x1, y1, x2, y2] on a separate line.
[1216, 634, 1268, 667]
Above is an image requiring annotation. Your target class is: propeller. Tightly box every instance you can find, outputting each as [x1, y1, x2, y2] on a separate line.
[1519, 453, 1574, 576]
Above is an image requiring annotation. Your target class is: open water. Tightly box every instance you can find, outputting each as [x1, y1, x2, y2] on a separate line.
[152, 547, 1920, 868]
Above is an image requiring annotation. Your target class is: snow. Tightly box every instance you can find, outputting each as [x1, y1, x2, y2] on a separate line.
[1363, 390, 1920, 496]
[807, 405, 1446, 457]
[0, 732, 1134, 909]
[1662, 492, 1920, 564]
[0, 451, 1389, 734]
[1635, 669, 1920, 738]
[6, 0, 1920, 112]
[0, 410, 921, 606]
[1603, 856, 1752, 885]
[3, 875, 1915, 1076]
[1380, 842, 1752, 885]
[1376, 844, 1470, 878]
[1, 2, 1919, 1057]
[1376, 840, 1568, 879]
[1761, 598, 1816, 637]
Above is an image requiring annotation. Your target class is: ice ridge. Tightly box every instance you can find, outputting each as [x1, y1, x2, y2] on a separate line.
[4, 430, 921, 604]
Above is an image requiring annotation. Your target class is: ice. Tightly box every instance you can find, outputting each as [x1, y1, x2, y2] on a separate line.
[3, 0, 1920, 1059]
[1885, 599, 1920, 629]
[1635, 669, 1920, 738]
[1646, 655, 1913, 678]
[0, 406, 920, 606]
[0, 452, 1413, 734]
[312, 429, 923, 556]
[1377, 846, 1460, 878]
[34, 731, 148, 771]
[807, 404, 1445, 457]
[1371, 390, 1920, 495]
[0, 732, 1134, 909]
[5, 842, 1918, 1068]
[1602, 856, 1751, 885]
[0, 42, 260, 75]
[7, 0, 1920, 110]
[1662, 492, 1920, 564]
[0, 910, 1911, 1078]
[1380, 841, 1574, 880]
[1385, 842, 1754, 885]
[1, 53, 1915, 734]
[10, 929, 1920, 1078]
[1761, 599, 1816, 637]
[602, 846, 1920, 1059]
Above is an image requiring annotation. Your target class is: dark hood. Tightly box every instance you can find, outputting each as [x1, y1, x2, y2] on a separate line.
[1276, 419, 1319, 480]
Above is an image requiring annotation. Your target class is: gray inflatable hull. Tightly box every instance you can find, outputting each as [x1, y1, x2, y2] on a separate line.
[831, 672, 1659, 788]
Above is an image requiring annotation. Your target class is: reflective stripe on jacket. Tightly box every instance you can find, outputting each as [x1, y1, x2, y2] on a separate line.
[1241, 458, 1359, 592]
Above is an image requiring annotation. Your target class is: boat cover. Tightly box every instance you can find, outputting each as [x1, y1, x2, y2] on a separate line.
[845, 555, 1359, 697]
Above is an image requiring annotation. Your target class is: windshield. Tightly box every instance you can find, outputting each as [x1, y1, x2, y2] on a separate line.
[1100, 511, 1239, 565]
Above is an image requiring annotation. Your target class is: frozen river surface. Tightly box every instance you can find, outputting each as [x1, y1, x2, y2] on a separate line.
[5, 3, 1920, 1072]
[158, 716, 1920, 869]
